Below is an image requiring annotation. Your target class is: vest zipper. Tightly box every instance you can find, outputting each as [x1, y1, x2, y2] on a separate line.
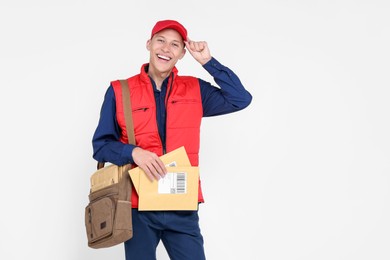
[162, 72, 174, 155]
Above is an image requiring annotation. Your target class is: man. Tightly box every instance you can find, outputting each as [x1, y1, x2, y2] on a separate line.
[92, 19, 252, 260]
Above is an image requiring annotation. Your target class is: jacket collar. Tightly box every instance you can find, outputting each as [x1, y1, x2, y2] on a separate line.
[139, 63, 179, 84]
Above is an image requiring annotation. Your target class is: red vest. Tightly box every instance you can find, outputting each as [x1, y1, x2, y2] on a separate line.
[112, 64, 204, 208]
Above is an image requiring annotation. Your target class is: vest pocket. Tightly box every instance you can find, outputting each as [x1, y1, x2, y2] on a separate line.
[170, 99, 198, 104]
[132, 107, 150, 113]
[168, 99, 202, 128]
[131, 106, 155, 139]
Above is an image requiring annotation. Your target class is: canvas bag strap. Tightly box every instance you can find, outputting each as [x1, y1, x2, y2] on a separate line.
[97, 79, 135, 170]
[120, 79, 135, 146]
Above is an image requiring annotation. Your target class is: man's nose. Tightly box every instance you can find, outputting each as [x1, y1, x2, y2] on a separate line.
[161, 43, 170, 52]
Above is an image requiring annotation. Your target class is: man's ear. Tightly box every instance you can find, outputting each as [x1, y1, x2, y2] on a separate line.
[146, 39, 151, 51]
[179, 48, 186, 60]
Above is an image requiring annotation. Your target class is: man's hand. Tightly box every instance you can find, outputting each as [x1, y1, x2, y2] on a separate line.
[132, 147, 167, 181]
[185, 38, 212, 65]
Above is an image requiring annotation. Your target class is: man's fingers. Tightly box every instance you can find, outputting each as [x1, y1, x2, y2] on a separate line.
[148, 154, 167, 178]
[151, 161, 166, 179]
[142, 163, 164, 181]
[185, 39, 206, 52]
[132, 148, 167, 181]
[143, 167, 156, 182]
[156, 158, 167, 175]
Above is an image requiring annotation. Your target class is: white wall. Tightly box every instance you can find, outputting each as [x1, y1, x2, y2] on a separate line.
[1, 0, 389, 259]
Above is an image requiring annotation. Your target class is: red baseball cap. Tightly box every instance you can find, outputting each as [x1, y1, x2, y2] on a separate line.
[151, 20, 187, 41]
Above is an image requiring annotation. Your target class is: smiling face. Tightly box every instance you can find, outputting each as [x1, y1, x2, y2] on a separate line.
[146, 28, 186, 80]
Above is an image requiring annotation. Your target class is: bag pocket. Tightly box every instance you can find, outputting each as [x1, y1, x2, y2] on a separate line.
[109, 200, 133, 245]
[85, 196, 115, 243]
[115, 200, 132, 231]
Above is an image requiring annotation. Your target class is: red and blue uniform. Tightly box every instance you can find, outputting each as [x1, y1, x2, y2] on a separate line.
[92, 57, 252, 260]
[92, 58, 252, 200]
[111, 64, 204, 208]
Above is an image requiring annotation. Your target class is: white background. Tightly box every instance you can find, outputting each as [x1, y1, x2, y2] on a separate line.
[1, 0, 389, 259]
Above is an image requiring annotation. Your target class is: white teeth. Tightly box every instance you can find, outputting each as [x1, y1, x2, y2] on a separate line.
[157, 55, 171, 61]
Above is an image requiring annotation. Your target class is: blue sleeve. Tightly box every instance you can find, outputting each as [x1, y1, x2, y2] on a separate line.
[92, 86, 137, 166]
[200, 57, 252, 117]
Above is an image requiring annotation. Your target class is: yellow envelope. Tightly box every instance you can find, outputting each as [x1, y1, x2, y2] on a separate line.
[128, 146, 191, 194]
[138, 166, 199, 211]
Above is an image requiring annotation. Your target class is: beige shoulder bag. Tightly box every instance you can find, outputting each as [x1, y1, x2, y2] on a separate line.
[85, 79, 135, 249]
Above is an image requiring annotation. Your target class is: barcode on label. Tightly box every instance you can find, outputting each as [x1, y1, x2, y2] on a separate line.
[158, 172, 187, 194]
[176, 172, 186, 194]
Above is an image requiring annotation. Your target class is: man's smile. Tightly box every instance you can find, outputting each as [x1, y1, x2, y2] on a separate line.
[157, 54, 171, 61]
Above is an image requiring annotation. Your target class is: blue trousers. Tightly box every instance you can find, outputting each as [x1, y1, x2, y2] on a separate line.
[124, 209, 206, 260]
